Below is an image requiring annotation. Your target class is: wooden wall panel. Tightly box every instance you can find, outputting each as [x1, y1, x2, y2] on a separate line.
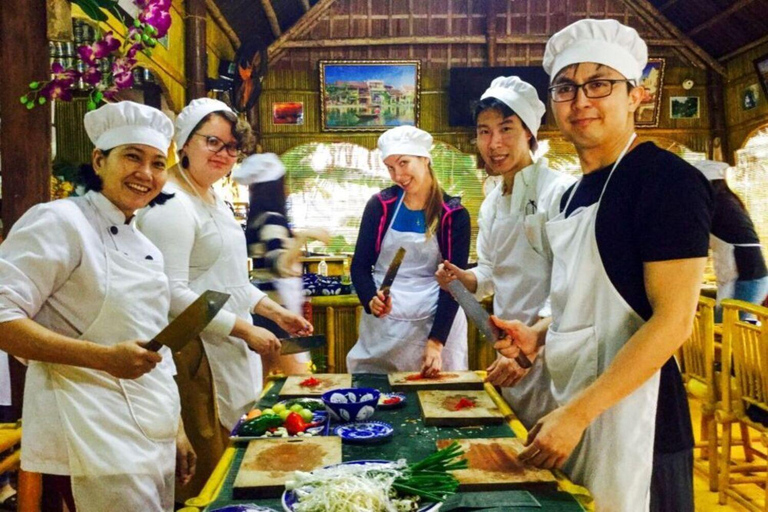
[724, 41, 768, 154]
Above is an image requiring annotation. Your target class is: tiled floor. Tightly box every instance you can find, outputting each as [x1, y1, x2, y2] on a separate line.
[690, 399, 766, 511]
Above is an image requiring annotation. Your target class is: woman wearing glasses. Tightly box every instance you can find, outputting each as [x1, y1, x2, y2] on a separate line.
[137, 98, 312, 501]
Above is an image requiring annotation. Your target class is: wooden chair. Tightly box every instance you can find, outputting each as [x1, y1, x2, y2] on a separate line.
[717, 299, 768, 511]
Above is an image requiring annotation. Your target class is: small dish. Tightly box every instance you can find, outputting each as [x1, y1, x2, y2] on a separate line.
[378, 392, 407, 409]
[334, 421, 394, 444]
[211, 505, 278, 512]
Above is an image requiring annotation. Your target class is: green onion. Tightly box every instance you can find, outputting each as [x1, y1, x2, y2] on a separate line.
[393, 441, 468, 502]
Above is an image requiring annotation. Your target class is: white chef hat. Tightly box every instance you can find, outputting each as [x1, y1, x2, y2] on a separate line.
[694, 160, 729, 181]
[480, 76, 546, 151]
[174, 98, 235, 150]
[232, 153, 286, 185]
[378, 126, 433, 163]
[543, 19, 648, 82]
[83, 101, 173, 156]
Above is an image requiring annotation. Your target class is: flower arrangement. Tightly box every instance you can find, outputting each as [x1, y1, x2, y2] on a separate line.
[20, 0, 172, 110]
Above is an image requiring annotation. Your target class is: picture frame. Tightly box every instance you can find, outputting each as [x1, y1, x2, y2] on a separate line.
[753, 53, 768, 98]
[635, 58, 665, 127]
[319, 60, 420, 132]
[272, 102, 304, 125]
[670, 96, 700, 119]
[742, 84, 760, 111]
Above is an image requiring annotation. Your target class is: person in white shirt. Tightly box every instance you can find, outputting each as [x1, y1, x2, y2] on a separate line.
[136, 98, 312, 500]
[0, 101, 192, 512]
[436, 76, 575, 429]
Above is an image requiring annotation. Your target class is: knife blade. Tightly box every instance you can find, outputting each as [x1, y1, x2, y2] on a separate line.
[145, 290, 231, 352]
[446, 280, 532, 369]
[280, 335, 327, 355]
[379, 247, 407, 297]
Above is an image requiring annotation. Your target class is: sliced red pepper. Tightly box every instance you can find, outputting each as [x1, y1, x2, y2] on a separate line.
[405, 373, 423, 381]
[383, 397, 401, 405]
[300, 377, 321, 387]
[454, 397, 476, 411]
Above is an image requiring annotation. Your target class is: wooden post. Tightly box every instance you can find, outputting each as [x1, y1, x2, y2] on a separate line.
[326, 307, 336, 373]
[185, 0, 207, 101]
[707, 69, 731, 163]
[486, 0, 497, 67]
[0, 0, 52, 236]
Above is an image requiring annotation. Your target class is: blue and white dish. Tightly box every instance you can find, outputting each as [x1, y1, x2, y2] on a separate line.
[281, 460, 441, 512]
[321, 387, 379, 422]
[211, 506, 278, 512]
[378, 392, 407, 409]
[335, 421, 394, 444]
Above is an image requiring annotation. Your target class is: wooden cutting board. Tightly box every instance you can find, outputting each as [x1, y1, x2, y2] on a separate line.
[278, 373, 352, 398]
[418, 390, 504, 426]
[435, 438, 557, 491]
[232, 436, 342, 498]
[388, 371, 484, 391]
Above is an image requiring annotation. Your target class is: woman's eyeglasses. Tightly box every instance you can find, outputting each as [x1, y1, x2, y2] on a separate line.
[193, 133, 239, 157]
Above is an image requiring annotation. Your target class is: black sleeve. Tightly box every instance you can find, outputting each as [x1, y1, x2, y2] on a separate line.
[636, 155, 713, 262]
[351, 196, 381, 314]
[429, 207, 471, 344]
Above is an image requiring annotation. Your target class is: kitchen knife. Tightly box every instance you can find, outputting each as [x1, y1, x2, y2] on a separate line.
[145, 290, 231, 352]
[280, 335, 327, 355]
[379, 247, 407, 297]
[446, 280, 532, 369]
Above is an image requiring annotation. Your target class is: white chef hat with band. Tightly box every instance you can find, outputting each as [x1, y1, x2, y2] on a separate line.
[232, 153, 286, 186]
[543, 19, 648, 82]
[84, 101, 174, 156]
[480, 76, 546, 151]
[174, 98, 235, 150]
[378, 126, 433, 163]
[694, 160, 729, 181]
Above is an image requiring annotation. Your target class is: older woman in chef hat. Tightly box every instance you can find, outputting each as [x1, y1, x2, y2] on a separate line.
[347, 125, 470, 376]
[232, 153, 331, 376]
[0, 101, 193, 512]
[136, 98, 313, 500]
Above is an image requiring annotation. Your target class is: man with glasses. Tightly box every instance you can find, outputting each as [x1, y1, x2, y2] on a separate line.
[492, 19, 711, 512]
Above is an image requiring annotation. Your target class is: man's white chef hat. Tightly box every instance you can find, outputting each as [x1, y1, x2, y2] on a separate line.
[694, 160, 729, 181]
[378, 126, 433, 163]
[543, 19, 648, 83]
[83, 101, 173, 156]
[174, 98, 235, 149]
[232, 153, 286, 186]
[480, 76, 546, 151]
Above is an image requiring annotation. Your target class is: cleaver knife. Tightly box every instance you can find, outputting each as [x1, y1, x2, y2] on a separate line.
[379, 247, 407, 297]
[447, 280, 532, 369]
[280, 335, 327, 355]
[145, 290, 231, 352]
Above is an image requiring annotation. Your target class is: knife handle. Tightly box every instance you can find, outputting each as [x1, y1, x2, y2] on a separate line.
[514, 352, 533, 369]
[379, 286, 391, 298]
[144, 340, 163, 352]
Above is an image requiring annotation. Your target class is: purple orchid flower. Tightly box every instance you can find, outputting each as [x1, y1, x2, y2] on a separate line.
[140, 3, 172, 37]
[77, 44, 97, 65]
[50, 62, 78, 86]
[40, 81, 73, 102]
[93, 31, 120, 59]
[83, 66, 102, 86]
[112, 57, 136, 89]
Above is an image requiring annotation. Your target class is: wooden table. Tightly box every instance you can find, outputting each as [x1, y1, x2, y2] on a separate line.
[180, 375, 592, 512]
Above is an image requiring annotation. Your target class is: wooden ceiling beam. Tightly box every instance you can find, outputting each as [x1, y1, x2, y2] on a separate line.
[623, 0, 727, 75]
[280, 35, 687, 48]
[658, 0, 681, 11]
[718, 33, 768, 62]
[688, 0, 756, 37]
[267, 0, 337, 65]
[206, 0, 240, 48]
[260, 0, 282, 38]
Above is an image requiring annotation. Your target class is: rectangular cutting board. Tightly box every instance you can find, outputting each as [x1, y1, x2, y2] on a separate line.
[436, 438, 557, 491]
[418, 390, 504, 427]
[232, 436, 342, 498]
[278, 373, 352, 398]
[388, 371, 484, 391]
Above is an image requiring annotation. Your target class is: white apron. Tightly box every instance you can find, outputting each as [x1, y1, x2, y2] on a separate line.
[0, 351, 10, 407]
[186, 193, 263, 430]
[544, 135, 660, 512]
[347, 195, 468, 374]
[488, 162, 559, 429]
[710, 234, 762, 303]
[48, 196, 179, 512]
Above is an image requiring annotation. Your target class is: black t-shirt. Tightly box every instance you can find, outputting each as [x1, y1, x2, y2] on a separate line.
[711, 187, 768, 281]
[560, 142, 713, 454]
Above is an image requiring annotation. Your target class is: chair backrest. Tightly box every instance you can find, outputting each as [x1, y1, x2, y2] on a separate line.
[679, 296, 716, 393]
[721, 299, 768, 420]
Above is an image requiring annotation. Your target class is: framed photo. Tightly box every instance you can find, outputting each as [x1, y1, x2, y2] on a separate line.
[753, 53, 768, 97]
[272, 102, 304, 125]
[319, 60, 420, 132]
[670, 96, 700, 119]
[635, 58, 665, 127]
[742, 84, 760, 111]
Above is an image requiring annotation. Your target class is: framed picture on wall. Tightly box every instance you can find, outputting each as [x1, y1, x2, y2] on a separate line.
[742, 84, 760, 111]
[670, 96, 700, 119]
[753, 53, 768, 97]
[635, 58, 665, 127]
[319, 60, 420, 132]
[272, 102, 304, 125]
